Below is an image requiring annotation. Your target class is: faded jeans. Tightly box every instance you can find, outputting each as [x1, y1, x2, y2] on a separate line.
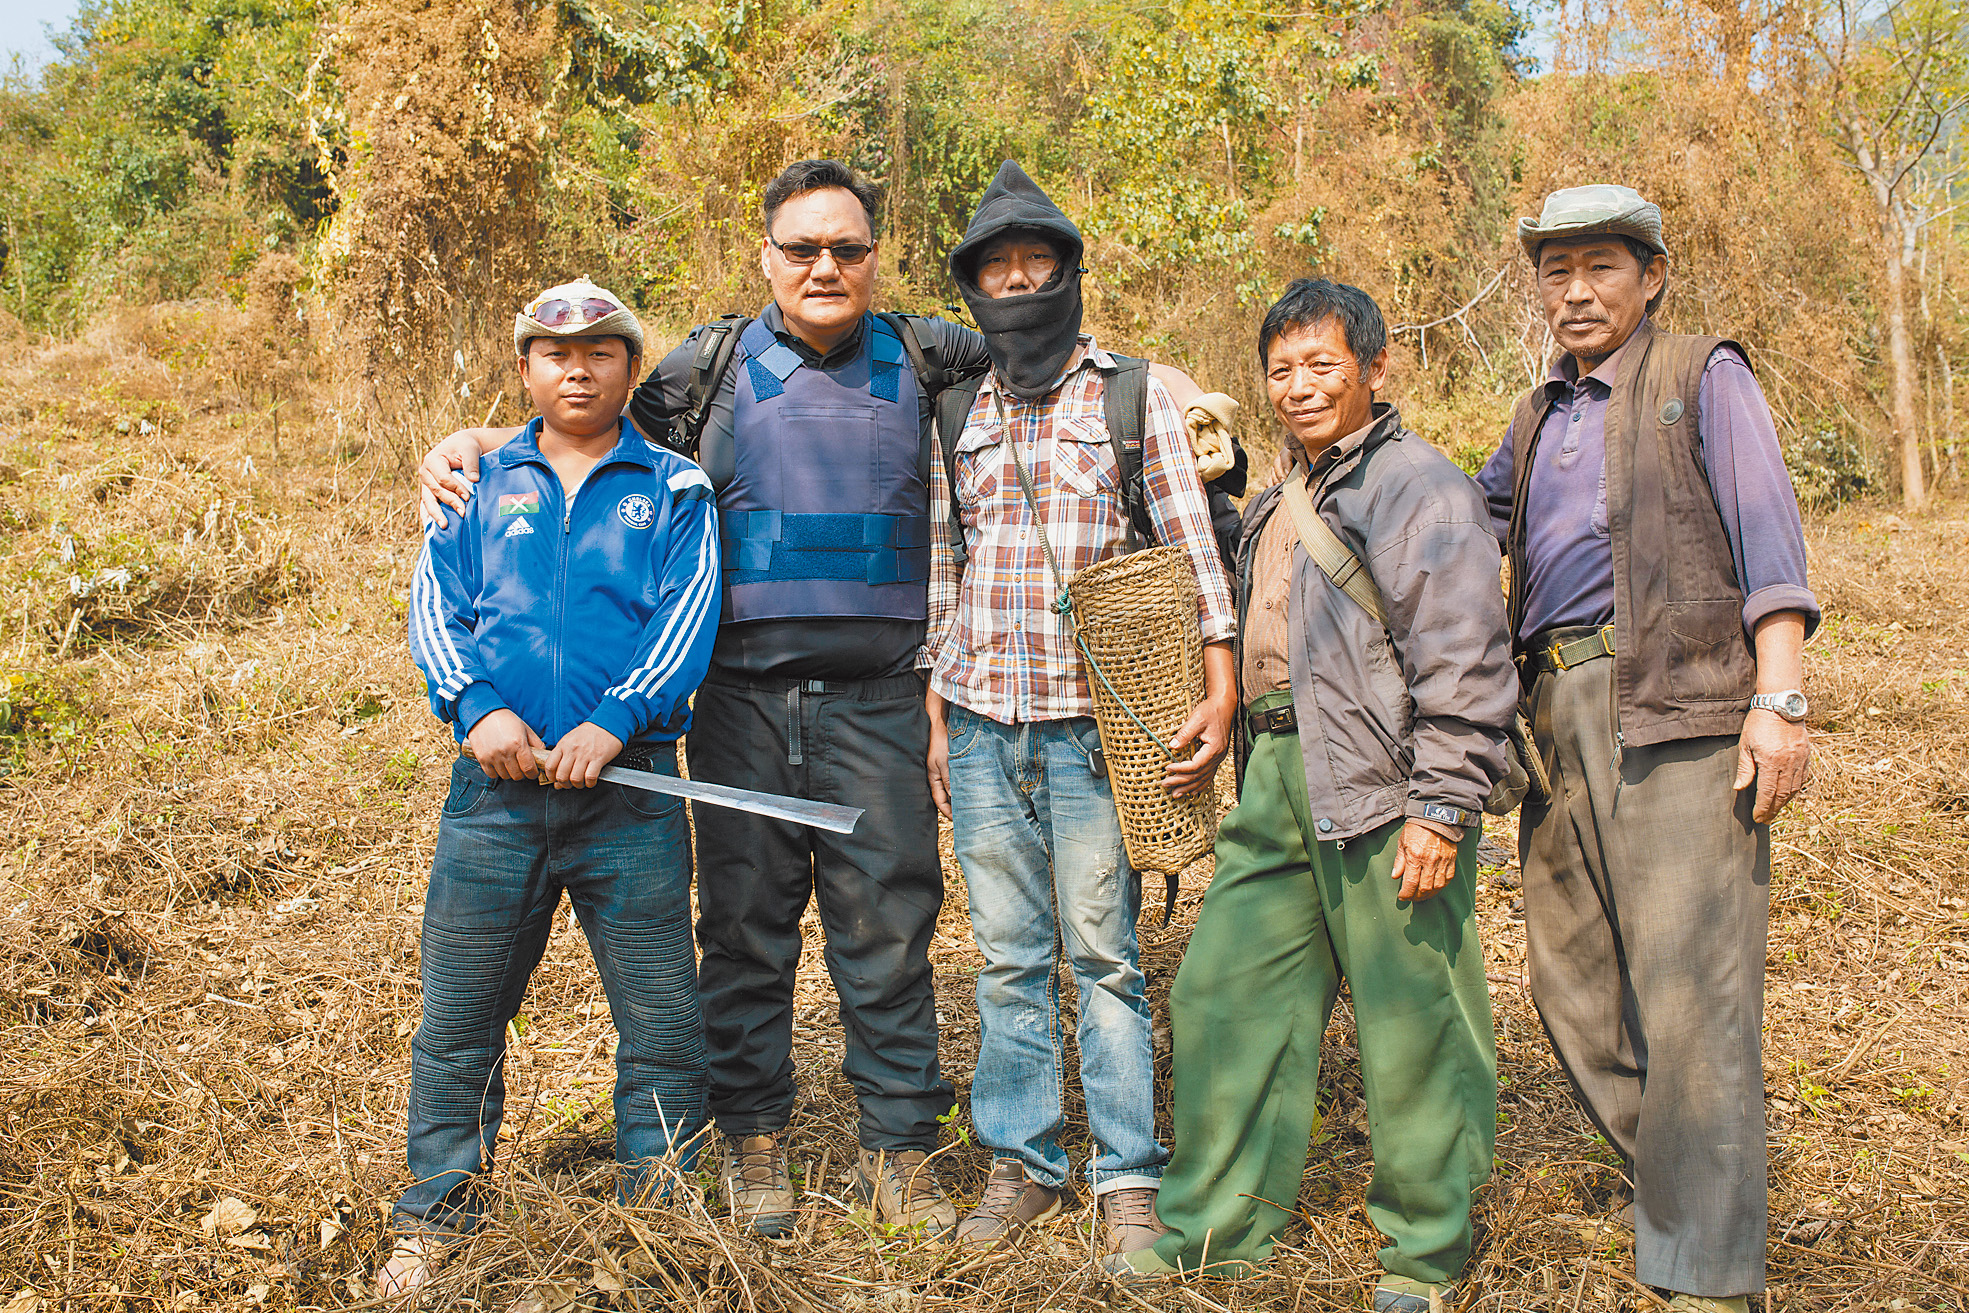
[944, 705, 1167, 1196]
[395, 750, 707, 1234]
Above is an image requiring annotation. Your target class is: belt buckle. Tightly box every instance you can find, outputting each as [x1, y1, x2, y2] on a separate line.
[1598, 622, 1617, 658]
[1548, 641, 1569, 673]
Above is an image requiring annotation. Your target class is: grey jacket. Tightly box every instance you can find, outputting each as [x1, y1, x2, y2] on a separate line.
[1240, 403, 1516, 843]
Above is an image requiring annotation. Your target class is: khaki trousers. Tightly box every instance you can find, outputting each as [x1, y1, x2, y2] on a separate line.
[1522, 656, 1769, 1296]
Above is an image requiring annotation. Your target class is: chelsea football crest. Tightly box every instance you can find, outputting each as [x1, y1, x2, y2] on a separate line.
[617, 494, 656, 530]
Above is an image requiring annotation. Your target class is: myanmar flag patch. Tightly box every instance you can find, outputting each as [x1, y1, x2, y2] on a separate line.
[498, 491, 541, 516]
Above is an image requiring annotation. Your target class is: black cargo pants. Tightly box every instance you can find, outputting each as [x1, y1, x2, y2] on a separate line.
[687, 674, 953, 1151]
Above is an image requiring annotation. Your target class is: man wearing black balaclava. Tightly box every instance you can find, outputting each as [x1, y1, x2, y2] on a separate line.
[923, 161, 1239, 1254]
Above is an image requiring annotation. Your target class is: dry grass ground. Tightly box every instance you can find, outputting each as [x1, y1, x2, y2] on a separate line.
[0, 308, 1964, 1313]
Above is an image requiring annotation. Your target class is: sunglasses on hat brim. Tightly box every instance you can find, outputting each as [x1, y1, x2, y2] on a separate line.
[524, 297, 629, 328]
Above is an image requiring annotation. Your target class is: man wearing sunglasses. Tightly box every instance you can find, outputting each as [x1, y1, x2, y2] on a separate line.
[419, 160, 989, 1238]
[417, 158, 1242, 1243]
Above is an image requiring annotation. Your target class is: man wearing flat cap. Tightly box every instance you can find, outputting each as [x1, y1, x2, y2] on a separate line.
[1476, 185, 1818, 1312]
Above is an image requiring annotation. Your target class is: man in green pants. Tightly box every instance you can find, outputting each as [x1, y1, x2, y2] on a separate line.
[1106, 279, 1517, 1311]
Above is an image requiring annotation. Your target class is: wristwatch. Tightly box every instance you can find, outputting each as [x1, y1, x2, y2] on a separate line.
[1749, 690, 1809, 722]
[1419, 802, 1481, 828]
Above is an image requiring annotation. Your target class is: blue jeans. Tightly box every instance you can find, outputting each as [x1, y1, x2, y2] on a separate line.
[395, 750, 707, 1234]
[943, 705, 1167, 1196]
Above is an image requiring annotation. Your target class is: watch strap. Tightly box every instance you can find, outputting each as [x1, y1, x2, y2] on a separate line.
[1419, 801, 1481, 828]
[1749, 690, 1807, 721]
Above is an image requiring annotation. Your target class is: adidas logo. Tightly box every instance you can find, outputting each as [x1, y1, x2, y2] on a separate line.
[503, 518, 535, 538]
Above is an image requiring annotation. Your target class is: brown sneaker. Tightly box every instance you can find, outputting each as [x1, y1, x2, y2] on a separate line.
[720, 1133, 795, 1237]
[852, 1147, 957, 1235]
[955, 1157, 1065, 1248]
[1100, 1186, 1167, 1253]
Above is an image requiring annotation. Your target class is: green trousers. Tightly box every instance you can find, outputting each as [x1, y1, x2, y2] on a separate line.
[1150, 723, 1497, 1284]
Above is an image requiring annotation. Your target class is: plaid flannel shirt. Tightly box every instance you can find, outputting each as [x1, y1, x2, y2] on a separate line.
[926, 337, 1237, 724]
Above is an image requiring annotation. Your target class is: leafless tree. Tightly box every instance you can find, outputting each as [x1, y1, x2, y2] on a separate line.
[1816, 0, 1969, 507]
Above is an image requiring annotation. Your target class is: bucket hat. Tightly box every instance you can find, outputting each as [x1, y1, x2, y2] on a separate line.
[513, 279, 644, 358]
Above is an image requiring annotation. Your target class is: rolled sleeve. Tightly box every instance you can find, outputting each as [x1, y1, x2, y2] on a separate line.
[1698, 347, 1821, 638]
[1139, 377, 1237, 643]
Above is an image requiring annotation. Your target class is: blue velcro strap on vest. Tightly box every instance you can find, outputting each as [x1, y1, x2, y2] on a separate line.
[870, 319, 906, 364]
[738, 318, 803, 401]
[756, 340, 804, 381]
[869, 318, 904, 402]
[721, 512, 930, 585]
[745, 357, 784, 402]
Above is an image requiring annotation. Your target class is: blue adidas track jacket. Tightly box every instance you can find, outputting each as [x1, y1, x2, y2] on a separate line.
[408, 418, 721, 747]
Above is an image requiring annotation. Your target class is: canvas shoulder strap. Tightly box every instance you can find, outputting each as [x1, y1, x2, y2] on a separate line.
[1280, 466, 1388, 627]
[1100, 355, 1154, 549]
[878, 312, 959, 396]
[937, 376, 987, 572]
[680, 314, 751, 459]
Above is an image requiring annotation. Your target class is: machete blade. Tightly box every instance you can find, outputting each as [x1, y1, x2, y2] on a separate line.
[597, 766, 863, 835]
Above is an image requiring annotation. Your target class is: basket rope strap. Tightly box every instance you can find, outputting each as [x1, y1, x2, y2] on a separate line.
[995, 391, 1176, 759]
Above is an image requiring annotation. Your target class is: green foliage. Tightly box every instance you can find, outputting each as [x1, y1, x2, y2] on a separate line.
[1786, 428, 1880, 509]
[1072, 0, 1295, 276]
[0, 667, 97, 770]
[0, 0, 331, 328]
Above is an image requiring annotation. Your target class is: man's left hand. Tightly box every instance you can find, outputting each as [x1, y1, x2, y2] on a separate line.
[1733, 710, 1811, 823]
[1389, 820, 1459, 902]
[539, 722, 626, 789]
[1163, 690, 1234, 796]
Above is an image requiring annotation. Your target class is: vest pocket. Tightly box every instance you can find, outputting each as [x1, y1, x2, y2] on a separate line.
[1663, 598, 1751, 703]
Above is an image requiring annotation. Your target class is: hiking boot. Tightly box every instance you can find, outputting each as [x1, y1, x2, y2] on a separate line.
[954, 1157, 1064, 1247]
[1099, 1186, 1167, 1254]
[720, 1133, 795, 1238]
[1664, 1297, 1748, 1313]
[1373, 1275, 1456, 1312]
[852, 1147, 957, 1235]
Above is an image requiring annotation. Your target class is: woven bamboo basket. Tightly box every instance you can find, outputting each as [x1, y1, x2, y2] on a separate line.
[1068, 544, 1216, 877]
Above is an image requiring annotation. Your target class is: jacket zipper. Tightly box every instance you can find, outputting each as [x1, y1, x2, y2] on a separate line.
[550, 465, 601, 742]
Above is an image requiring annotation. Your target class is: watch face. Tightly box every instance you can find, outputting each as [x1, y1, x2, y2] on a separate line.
[1781, 691, 1808, 718]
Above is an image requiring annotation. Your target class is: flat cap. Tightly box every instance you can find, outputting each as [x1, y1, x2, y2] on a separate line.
[1517, 184, 1667, 263]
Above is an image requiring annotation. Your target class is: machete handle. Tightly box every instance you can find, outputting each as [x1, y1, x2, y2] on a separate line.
[456, 738, 551, 785]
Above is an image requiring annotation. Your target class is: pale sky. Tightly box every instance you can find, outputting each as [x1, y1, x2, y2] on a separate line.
[2, 0, 80, 74]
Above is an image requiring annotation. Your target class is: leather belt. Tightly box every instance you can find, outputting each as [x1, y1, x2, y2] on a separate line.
[1522, 623, 1617, 677]
[1247, 702, 1298, 737]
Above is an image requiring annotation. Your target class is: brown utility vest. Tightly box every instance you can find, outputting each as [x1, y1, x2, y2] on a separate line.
[1506, 318, 1756, 748]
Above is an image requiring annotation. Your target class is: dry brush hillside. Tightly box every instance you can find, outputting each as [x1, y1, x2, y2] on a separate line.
[0, 307, 1965, 1313]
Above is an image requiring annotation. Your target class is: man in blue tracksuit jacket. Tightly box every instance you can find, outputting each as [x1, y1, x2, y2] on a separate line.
[385, 279, 721, 1297]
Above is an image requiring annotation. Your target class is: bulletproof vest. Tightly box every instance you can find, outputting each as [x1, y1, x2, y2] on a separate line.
[720, 314, 929, 624]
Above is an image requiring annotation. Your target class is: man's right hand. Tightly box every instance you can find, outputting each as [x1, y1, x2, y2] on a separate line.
[926, 687, 952, 820]
[466, 709, 548, 781]
[418, 427, 520, 526]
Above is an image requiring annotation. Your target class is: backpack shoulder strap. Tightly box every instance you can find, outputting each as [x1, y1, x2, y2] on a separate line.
[937, 375, 987, 572]
[1100, 355, 1153, 549]
[878, 312, 957, 396]
[1280, 468, 1388, 626]
[680, 314, 750, 458]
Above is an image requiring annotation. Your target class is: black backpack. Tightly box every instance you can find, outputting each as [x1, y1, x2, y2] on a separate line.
[649, 314, 1246, 569]
[932, 361, 1248, 574]
[652, 312, 974, 470]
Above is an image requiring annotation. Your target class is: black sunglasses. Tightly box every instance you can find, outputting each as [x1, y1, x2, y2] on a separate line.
[768, 236, 875, 267]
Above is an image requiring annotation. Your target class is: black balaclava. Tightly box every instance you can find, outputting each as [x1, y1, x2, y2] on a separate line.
[949, 160, 1086, 401]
